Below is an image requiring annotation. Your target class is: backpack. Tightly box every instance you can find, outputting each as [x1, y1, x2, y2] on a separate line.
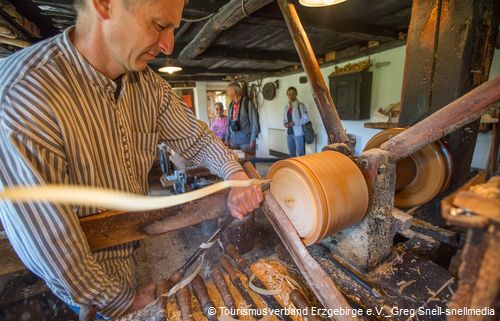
[297, 103, 315, 144]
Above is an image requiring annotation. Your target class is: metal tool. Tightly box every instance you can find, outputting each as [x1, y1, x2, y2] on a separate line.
[191, 275, 218, 321]
[179, 214, 234, 275]
[225, 244, 293, 321]
[220, 256, 258, 310]
[329, 256, 382, 298]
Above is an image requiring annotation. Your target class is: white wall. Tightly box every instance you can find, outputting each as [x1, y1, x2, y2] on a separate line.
[471, 49, 500, 169]
[254, 47, 500, 169]
[194, 81, 209, 124]
[255, 45, 407, 157]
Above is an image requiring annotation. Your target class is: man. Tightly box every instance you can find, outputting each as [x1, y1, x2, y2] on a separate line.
[0, 0, 262, 319]
[225, 82, 260, 155]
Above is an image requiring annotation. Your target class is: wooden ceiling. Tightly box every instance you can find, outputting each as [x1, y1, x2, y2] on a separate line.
[0, 0, 412, 81]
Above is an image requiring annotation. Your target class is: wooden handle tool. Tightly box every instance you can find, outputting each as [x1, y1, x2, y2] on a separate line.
[191, 274, 218, 321]
[290, 290, 323, 321]
[211, 266, 238, 318]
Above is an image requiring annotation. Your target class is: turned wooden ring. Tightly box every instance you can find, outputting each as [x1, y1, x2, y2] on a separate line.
[267, 151, 368, 245]
[364, 128, 452, 208]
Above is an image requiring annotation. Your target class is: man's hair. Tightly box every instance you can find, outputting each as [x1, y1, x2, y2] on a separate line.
[74, 0, 84, 11]
[74, 0, 145, 13]
[287, 86, 298, 95]
[227, 82, 243, 96]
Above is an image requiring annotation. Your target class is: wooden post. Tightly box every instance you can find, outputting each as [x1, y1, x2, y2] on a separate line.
[398, 0, 499, 189]
[278, 0, 350, 147]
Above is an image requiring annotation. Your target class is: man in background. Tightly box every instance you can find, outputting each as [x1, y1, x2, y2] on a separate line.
[225, 82, 260, 156]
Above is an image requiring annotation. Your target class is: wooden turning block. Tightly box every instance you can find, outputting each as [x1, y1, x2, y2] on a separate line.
[364, 128, 452, 208]
[267, 151, 368, 245]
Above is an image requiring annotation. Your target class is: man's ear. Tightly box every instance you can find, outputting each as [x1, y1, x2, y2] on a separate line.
[92, 0, 112, 20]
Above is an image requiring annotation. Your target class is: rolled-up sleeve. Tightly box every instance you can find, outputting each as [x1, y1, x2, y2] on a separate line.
[157, 81, 243, 179]
[0, 95, 134, 319]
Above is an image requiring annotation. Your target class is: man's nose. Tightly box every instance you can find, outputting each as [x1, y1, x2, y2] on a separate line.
[158, 29, 174, 55]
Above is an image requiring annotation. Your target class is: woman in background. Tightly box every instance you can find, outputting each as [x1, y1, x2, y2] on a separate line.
[283, 86, 309, 157]
[210, 102, 228, 141]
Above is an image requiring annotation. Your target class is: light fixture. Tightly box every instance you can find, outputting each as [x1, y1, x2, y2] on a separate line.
[299, 0, 347, 7]
[158, 59, 182, 74]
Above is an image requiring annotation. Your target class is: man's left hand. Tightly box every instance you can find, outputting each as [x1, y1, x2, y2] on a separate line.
[227, 171, 264, 220]
[249, 141, 256, 149]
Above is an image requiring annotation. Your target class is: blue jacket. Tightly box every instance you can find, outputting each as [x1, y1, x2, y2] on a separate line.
[283, 100, 310, 137]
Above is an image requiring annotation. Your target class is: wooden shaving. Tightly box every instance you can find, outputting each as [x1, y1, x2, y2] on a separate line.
[470, 177, 500, 199]
[398, 280, 416, 294]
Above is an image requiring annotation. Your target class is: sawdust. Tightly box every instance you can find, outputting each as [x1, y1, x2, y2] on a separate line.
[469, 177, 500, 199]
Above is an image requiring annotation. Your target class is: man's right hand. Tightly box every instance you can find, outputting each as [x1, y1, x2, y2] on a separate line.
[126, 283, 157, 314]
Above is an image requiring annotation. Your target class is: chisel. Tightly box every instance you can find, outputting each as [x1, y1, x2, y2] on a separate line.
[220, 256, 258, 310]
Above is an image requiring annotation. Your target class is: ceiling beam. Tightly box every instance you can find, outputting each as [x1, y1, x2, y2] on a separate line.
[175, 21, 192, 40]
[201, 46, 300, 65]
[178, 0, 275, 62]
[246, 16, 398, 42]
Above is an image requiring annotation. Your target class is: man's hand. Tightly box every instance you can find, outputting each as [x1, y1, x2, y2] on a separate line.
[227, 171, 264, 220]
[126, 283, 157, 314]
[249, 141, 256, 149]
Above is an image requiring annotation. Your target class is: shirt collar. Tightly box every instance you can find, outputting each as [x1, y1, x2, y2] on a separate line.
[57, 27, 125, 94]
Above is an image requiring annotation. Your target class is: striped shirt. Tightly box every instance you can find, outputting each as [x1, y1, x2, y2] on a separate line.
[0, 28, 241, 319]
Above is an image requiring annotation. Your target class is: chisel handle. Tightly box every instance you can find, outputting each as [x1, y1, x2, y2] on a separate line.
[220, 256, 239, 283]
[290, 290, 323, 321]
[225, 244, 249, 270]
[177, 286, 194, 321]
[211, 266, 237, 313]
[191, 275, 212, 311]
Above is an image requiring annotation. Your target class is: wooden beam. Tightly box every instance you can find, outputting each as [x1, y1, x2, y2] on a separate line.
[174, 21, 192, 40]
[178, 0, 275, 62]
[201, 46, 300, 65]
[278, 0, 350, 147]
[398, 0, 440, 126]
[398, 0, 499, 193]
[0, 191, 228, 275]
[245, 16, 398, 42]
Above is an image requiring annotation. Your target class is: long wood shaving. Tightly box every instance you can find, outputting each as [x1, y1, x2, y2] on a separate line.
[0, 179, 269, 211]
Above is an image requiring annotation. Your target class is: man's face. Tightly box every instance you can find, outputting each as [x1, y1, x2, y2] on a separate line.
[227, 87, 236, 102]
[104, 0, 184, 72]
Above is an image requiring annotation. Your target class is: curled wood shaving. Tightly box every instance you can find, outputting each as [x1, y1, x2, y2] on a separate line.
[398, 280, 416, 294]
[250, 259, 304, 311]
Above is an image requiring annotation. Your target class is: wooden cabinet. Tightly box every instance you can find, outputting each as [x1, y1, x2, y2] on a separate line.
[329, 71, 372, 120]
